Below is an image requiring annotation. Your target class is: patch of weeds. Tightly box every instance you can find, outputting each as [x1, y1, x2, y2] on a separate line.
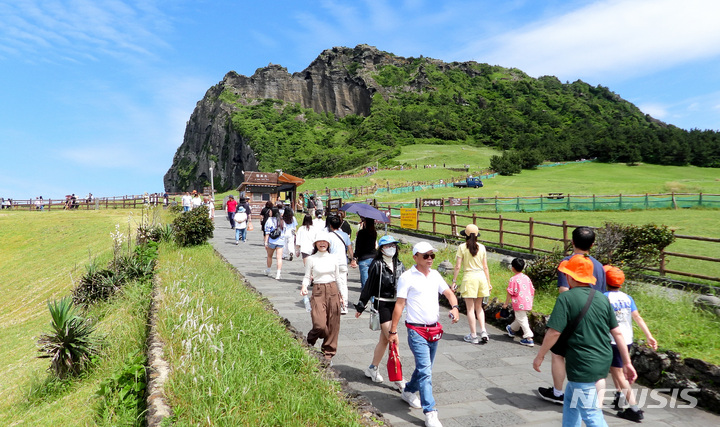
[95, 351, 147, 426]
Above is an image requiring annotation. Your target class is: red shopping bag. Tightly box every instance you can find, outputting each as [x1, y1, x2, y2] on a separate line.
[386, 341, 403, 382]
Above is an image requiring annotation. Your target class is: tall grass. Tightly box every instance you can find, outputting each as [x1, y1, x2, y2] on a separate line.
[155, 243, 363, 426]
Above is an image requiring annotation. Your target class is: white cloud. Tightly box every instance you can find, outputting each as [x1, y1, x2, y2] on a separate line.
[462, 0, 720, 81]
[637, 102, 668, 119]
[0, 0, 170, 63]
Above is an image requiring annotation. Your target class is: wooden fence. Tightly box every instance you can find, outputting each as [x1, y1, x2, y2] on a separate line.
[378, 206, 720, 284]
[5, 195, 156, 211]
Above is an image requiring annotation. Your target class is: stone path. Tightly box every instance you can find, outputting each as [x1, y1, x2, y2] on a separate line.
[210, 216, 719, 427]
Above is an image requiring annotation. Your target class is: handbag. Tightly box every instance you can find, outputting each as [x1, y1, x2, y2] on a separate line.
[247, 221, 254, 231]
[386, 341, 403, 382]
[368, 264, 382, 331]
[551, 289, 596, 357]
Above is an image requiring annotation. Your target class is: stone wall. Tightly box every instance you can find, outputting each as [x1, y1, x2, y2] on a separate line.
[480, 300, 720, 414]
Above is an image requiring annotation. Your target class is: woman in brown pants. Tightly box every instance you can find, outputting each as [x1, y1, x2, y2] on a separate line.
[300, 232, 342, 361]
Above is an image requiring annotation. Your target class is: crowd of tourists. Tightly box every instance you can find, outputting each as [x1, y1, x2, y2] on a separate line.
[217, 196, 654, 427]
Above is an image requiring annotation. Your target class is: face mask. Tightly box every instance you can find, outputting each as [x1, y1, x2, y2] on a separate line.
[382, 246, 396, 257]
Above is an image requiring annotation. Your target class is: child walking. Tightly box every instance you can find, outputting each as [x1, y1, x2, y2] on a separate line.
[604, 265, 657, 423]
[503, 258, 535, 346]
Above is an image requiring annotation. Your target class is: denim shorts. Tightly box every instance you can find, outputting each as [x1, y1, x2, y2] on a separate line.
[267, 243, 283, 250]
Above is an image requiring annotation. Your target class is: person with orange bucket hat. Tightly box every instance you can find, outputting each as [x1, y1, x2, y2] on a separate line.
[533, 254, 637, 427]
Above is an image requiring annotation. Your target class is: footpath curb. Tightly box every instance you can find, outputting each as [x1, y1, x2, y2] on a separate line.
[145, 278, 173, 426]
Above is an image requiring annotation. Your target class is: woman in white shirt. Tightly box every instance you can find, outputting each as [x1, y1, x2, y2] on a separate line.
[294, 214, 316, 265]
[300, 232, 341, 362]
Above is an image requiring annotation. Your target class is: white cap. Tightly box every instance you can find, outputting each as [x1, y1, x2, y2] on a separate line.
[412, 241, 436, 255]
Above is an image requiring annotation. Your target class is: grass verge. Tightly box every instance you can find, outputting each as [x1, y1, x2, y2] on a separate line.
[155, 242, 363, 426]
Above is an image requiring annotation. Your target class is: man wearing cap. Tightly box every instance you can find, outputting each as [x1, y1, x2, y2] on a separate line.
[238, 196, 251, 223]
[539, 226, 608, 404]
[533, 254, 637, 427]
[389, 241, 460, 427]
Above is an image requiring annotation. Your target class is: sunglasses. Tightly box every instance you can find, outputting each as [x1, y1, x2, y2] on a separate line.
[420, 253, 436, 260]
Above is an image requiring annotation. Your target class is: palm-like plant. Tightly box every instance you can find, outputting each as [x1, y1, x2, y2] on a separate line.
[37, 297, 98, 379]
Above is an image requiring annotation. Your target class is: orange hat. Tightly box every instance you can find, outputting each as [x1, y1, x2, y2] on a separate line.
[558, 254, 597, 285]
[604, 265, 625, 287]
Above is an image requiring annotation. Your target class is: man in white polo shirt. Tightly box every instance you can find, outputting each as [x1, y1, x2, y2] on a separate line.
[389, 241, 460, 427]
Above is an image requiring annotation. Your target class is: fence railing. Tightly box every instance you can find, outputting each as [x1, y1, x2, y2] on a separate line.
[408, 192, 720, 213]
[4, 195, 157, 211]
[377, 206, 720, 284]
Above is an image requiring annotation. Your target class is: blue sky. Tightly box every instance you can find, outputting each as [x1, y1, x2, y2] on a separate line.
[2, 0, 720, 199]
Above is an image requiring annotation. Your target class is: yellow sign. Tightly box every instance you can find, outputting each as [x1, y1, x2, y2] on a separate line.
[400, 208, 418, 230]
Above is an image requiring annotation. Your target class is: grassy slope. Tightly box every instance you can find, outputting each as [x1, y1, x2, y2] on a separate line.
[155, 243, 362, 426]
[0, 209, 147, 424]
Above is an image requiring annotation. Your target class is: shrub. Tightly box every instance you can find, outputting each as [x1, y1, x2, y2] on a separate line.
[172, 205, 214, 246]
[37, 297, 99, 379]
[72, 263, 125, 309]
[525, 251, 566, 291]
[147, 224, 174, 242]
[95, 351, 147, 425]
[593, 222, 675, 279]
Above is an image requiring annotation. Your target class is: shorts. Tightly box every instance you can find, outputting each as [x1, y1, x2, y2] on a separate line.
[377, 300, 396, 324]
[267, 243, 283, 250]
[611, 344, 633, 368]
[459, 270, 490, 298]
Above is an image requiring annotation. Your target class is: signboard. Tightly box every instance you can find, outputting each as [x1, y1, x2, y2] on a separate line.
[422, 199, 443, 208]
[400, 208, 418, 230]
[448, 197, 463, 206]
[203, 186, 212, 196]
[327, 198, 342, 214]
[244, 172, 278, 184]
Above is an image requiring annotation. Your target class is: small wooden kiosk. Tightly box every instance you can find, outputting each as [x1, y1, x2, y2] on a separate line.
[238, 171, 305, 214]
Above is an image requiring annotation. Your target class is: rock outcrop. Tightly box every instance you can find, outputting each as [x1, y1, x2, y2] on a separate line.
[164, 44, 408, 192]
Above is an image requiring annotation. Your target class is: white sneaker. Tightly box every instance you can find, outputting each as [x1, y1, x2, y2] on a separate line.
[425, 410, 442, 427]
[263, 268, 271, 276]
[480, 330, 489, 343]
[364, 365, 384, 383]
[275, 270, 282, 280]
[393, 379, 406, 392]
[401, 390, 421, 409]
[340, 305, 348, 315]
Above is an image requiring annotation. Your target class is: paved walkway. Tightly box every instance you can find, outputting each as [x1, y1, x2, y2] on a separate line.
[210, 217, 719, 427]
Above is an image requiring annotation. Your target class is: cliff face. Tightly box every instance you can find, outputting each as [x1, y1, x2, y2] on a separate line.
[164, 44, 401, 192]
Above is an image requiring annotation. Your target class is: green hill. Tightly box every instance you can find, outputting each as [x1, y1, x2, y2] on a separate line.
[166, 45, 720, 192]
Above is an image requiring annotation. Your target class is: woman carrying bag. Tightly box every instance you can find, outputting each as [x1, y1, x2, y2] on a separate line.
[452, 223, 493, 344]
[354, 235, 406, 391]
[263, 207, 285, 280]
